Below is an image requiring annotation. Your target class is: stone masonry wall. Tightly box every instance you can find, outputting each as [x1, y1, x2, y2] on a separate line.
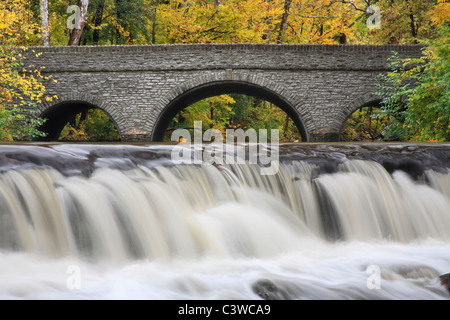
[22, 44, 424, 141]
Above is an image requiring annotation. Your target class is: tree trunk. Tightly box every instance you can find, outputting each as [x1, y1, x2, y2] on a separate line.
[115, 0, 124, 43]
[40, 0, 50, 46]
[79, 110, 88, 128]
[210, 102, 214, 123]
[68, 0, 89, 46]
[151, 3, 157, 44]
[277, 0, 292, 44]
[283, 113, 289, 140]
[93, 0, 105, 45]
[409, 13, 418, 38]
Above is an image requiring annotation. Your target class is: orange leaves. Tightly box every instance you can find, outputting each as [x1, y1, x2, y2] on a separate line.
[428, 0, 450, 28]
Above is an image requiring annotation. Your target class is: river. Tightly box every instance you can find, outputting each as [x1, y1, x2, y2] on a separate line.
[0, 142, 449, 300]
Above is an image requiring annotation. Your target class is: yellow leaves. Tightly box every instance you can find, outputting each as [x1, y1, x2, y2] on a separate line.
[44, 95, 58, 102]
[428, 1, 450, 27]
[1, 46, 49, 111]
[0, 0, 40, 46]
[205, 95, 236, 111]
[157, 0, 284, 44]
[156, 0, 396, 44]
[61, 123, 87, 141]
[111, 20, 131, 42]
[1, 76, 48, 138]
[1, 0, 445, 47]
[0, 132, 14, 142]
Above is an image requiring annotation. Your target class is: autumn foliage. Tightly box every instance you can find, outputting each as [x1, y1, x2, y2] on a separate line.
[0, 0, 57, 141]
[38, 0, 448, 46]
[0, 0, 449, 141]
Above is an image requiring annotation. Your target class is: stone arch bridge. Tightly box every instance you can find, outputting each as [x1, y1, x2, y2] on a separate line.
[24, 44, 423, 142]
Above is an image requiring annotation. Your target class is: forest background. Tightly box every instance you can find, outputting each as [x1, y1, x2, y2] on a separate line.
[0, 0, 449, 142]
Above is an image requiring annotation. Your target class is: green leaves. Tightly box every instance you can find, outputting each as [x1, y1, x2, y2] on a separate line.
[376, 24, 450, 142]
[0, 46, 48, 141]
[59, 108, 121, 141]
[166, 94, 302, 142]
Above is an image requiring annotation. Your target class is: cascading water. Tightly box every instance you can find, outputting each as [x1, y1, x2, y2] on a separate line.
[0, 143, 449, 300]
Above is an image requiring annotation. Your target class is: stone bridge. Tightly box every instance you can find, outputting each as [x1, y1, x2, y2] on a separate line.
[24, 44, 424, 142]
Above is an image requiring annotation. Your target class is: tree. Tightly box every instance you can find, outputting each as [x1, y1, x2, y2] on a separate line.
[361, 0, 441, 44]
[33, 0, 449, 46]
[38, 0, 448, 46]
[157, 0, 283, 44]
[166, 94, 302, 142]
[277, 0, 292, 44]
[60, 0, 153, 46]
[402, 25, 450, 141]
[40, 0, 51, 46]
[0, 47, 51, 141]
[168, 95, 235, 137]
[59, 108, 121, 141]
[0, 0, 55, 141]
[0, 0, 41, 46]
[8, 0, 446, 143]
[341, 106, 393, 142]
[92, 0, 106, 44]
[376, 23, 450, 142]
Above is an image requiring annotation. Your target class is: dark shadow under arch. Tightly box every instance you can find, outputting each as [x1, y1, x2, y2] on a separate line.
[151, 81, 308, 142]
[38, 101, 122, 141]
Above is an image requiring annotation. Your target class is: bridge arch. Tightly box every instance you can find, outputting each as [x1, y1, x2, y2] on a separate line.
[38, 94, 123, 141]
[149, 72, 310, 142]
[21, 44, 424, 143]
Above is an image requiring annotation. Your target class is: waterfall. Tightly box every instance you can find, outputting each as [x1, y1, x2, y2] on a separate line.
[0, 143, 449, 300]
[1, 148, 449, 261]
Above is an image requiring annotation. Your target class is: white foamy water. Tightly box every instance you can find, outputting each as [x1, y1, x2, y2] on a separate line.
[1, 241, 449, 300]
[0, 144, 449, 300]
